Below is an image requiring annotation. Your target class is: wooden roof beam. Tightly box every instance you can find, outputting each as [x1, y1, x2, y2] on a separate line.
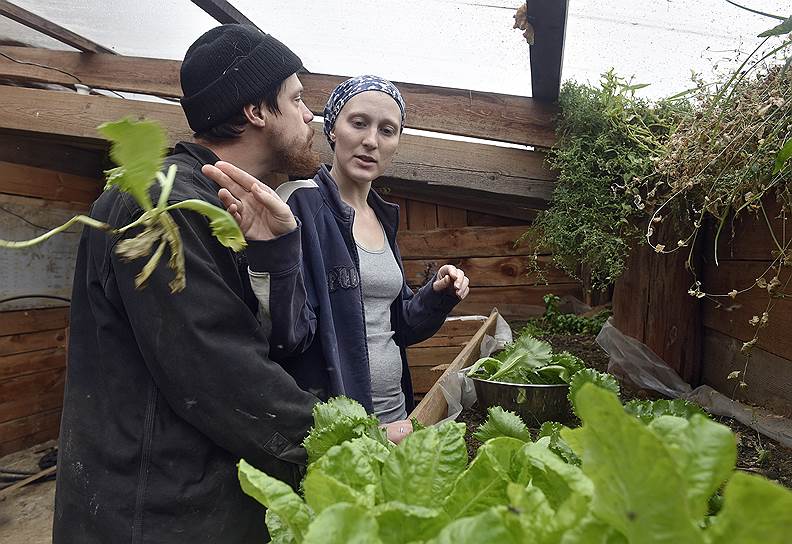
[526, 0, 568, 102]
[190, 0, 259, 29]
[0, 0, 115, 54]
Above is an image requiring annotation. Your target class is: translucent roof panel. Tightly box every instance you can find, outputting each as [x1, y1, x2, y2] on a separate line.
[1, 0, 790, 99]
[0, 14, 76, 50]
[236, 0, 533, 95]
[565, 0, 791, 98]
[7, 0, 218, 59]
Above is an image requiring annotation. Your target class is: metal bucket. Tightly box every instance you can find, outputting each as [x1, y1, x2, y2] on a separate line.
[471, 377, 573, 426]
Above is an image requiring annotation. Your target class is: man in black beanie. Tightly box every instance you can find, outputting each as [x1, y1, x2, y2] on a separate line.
[54, 25, 320, 543]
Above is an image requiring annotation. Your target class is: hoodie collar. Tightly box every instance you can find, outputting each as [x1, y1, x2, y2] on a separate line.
[314, 164, 400, 241]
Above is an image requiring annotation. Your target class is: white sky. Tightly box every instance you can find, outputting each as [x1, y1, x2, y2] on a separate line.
[1, 0, 790, 98]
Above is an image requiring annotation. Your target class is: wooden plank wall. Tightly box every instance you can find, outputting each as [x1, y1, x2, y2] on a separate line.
[0, 307, 69, 456]
[385, 195, 582, 319]
[611, 221, 702, 385]
[381, 194, 582, 397]
[700, 200, 792, 417]
[0, 159, 100, 455]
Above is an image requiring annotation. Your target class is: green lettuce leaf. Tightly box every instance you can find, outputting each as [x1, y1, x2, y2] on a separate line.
[537, 421, 580, 465]
[238, 459, 311, 542]
[562, 385, 704, 543]
[708, 471, 792, 543]
[265, 510, 296, 544]
[648, 414, 736, 519]
[624, 398, 706, 424]
[474, 406, 533, 443]
[302, 503, 382, 544]
[443, 437, 523, 520]
[381, 422, 467, 508]
[428, 507, 521, 544]
[568, 368, 620, 416]
[374, 501, 447, 544]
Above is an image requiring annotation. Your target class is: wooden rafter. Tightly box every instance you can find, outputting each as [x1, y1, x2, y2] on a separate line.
[0, 46, 558, 147]
[0, 86, 554, 219]
[526, 0, 568, 102]
[190, 0, 259, 29]
[0, 0, 115, 54]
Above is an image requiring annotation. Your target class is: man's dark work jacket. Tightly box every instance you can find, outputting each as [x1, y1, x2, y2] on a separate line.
[53, 142, 318, 544]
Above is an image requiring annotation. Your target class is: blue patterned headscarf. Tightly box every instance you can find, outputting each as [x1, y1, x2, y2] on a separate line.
[323, 75, 406, 149]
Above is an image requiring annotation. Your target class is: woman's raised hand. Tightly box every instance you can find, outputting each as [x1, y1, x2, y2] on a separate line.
[202, 161, 297, 241]
[432, 264, 470, 300]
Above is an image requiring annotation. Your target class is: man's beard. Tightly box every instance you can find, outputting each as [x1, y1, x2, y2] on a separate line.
[271, 127, 321, 178]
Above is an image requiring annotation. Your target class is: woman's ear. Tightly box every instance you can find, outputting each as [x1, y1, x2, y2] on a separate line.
[243, 103, 267, 128]
[329, 131, 336, 143]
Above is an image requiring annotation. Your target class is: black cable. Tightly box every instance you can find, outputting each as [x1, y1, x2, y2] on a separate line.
[0, 51, 84, 83]
[0, 295, 71, 305]
[0, 205, 80, 233]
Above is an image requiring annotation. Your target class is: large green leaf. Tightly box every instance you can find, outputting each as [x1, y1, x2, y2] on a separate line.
[303, 468, 372, 513]
[513, 441, 593, 539]
[312, 397, 369, 430]
[303, 413, 387, 464]
[265, 510, 296, 544]
[561, 385, 704, 543]
[302, 503, 382, 544]
[237, 459, 311, 542]
[559, 515, 627, 544]
[474, 406, 532, 443]
[166, 199, 246, 251]
[442, 438, 520, 520]
[708, 471, 792, 543]
[568, 369, 620, 417]
[427, 508, 521, 544]
[506, 483, 556, 541]
[381, 422, 467, 508]
[304, 436, 387, 511]
[624, 398, 705, 424]
[537, 421, 580, 465]
[489, 334, 553, 382]
[98, 118, 167, 211]
[648, 414, 736, 519]
[374, 502, 447, 544]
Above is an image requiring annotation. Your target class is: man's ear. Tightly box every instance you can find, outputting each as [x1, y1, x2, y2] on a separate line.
[243, 103, 267, 128]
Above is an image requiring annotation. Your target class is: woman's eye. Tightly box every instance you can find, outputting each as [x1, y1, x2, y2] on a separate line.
[381, 126, 395, 136]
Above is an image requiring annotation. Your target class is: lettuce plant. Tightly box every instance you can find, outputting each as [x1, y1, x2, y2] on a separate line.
[467, 331, 585, 385]
[239, 386, 792, 543]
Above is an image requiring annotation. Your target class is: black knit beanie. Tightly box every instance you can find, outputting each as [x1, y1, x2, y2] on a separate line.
[180, 24, 303, 133]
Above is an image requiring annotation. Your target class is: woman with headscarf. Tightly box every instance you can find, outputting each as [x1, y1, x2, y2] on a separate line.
[215, 75, 469, 440]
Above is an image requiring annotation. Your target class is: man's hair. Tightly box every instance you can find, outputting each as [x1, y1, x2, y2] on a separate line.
[194, 80, 284, 142]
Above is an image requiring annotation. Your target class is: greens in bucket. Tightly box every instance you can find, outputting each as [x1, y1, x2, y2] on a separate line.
[466, 330, 584, 385]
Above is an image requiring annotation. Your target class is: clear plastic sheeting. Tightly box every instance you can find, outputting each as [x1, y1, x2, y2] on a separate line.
[596, 318, 692, 399]
[437, 311, 513, 424]
[597, 318, 792, 449]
